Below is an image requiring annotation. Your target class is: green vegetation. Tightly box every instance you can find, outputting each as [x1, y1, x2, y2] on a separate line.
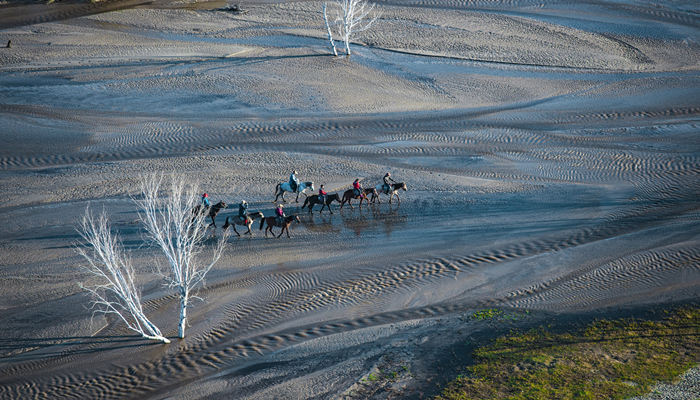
[436, 307, 699, 400]
[471, 309, 504, 321]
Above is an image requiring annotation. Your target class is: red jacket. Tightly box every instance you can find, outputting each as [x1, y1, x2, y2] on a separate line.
[319, 189, 327, 196]
[352, 181, 361, 190]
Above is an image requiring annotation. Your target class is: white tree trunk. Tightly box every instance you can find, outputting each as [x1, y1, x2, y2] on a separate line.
[323, 3, 338, 56]
[178, 289, 188, 339]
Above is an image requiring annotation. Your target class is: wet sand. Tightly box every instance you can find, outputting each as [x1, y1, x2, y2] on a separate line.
[0, 0, 698, 398]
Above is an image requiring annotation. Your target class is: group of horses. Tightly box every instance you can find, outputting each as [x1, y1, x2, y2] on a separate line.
[194, 179, 408, 239]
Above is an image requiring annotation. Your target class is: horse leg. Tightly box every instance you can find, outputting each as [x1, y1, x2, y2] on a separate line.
[232, 224, 241, 237]
[246, 221, 253, 236]
[210, 215, 216, 228]
[396, 193, 401, 204]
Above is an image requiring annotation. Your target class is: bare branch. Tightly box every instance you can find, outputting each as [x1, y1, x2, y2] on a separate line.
[76, 208, 170, 344]
[134, 174, 228, 339]
[323, 0, 380, 56]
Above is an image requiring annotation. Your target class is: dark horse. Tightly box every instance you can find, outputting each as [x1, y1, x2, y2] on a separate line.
[372, 182, 407, 204]
[192, 201, 227, 227]
[259, 214, 301, 238]
[339, 188, 373, 209]
[222, 212, 264, 236]
[301, 193, 341, 214]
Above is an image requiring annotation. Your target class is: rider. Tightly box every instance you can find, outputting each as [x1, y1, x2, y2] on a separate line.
[275, 203, 285, 224]
[201, 193, 211, 208]
[383, 172, 396, 194]
[352, 179, 363, 198]
[318, 185, 327, 204]
[289, 170, 299, 193]
[238, 200, 249, 223]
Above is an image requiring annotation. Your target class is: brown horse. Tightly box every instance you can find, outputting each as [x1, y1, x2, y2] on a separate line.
[339, 188, 371, 209]
[259, 214, 301, 238]
[301, 193, 341, 214]
[192, 201, 227, 227]
[373, 182, 407, 204]
[222, 212, 264, 236]
[363, 187, 379, 204]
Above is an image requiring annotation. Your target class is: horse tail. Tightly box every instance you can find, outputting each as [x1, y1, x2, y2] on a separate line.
[222, 216, 230, 230]
[259, 217, 266, 230]
[301, 197, 308, 209]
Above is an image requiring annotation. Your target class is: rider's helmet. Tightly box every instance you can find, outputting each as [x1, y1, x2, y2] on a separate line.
[293, 170, 297, 174]
[386, 172, 391, 176]
[242, 200, 247, 205]
[278, 204, 284, 208]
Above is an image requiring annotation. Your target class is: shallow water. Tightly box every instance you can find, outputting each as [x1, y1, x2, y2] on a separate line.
[0, 0, 698, 398]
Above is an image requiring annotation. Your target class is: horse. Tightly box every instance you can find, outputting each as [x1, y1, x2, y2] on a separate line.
[192, 201, 227, 227]
[339, 188, 371, 209]
[259, 214, 301, 238]
[222, 211, 264, 236]
[374, 182, 407, 204]
[273, 181, 314, 203]
[301, 193, 341, 214]
[363, 187, 379, 204]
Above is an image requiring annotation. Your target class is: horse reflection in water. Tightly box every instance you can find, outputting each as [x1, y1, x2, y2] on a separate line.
[302, 213, 341, 235]
[339, 203, 407, 237]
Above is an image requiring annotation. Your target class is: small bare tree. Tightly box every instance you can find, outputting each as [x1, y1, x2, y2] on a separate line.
[323, 2, 338, 57]
[136, 175, 227, 339]
[323, 0, 379, 56]
[77, 210, 170, 343]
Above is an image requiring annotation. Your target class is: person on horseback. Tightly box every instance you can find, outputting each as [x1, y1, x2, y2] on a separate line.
[238, 200, 249, 224]
[383, 172, 396, 194]
[275, 204, 285, 225]
[318, 185, 327, 204]
[201, 193, 211, 208]
[352, 179, 363, 198]
[289, 170, 299, 193]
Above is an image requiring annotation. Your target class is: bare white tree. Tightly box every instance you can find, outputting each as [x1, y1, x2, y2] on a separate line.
[323, 0, 379, 56]
[76, 210, 170, 343]
[323, 2, 339, 56]
[136, 175, 227, 339]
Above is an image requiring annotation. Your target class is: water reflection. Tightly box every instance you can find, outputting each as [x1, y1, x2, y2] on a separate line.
[334, 203, 408, 237]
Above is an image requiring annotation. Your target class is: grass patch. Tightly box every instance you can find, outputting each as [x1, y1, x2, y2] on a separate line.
[436, 307, 700, 400]
[471, 309, 504, 321]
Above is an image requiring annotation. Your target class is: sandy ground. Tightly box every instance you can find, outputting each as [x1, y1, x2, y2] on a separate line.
[0, 0, 698, 398]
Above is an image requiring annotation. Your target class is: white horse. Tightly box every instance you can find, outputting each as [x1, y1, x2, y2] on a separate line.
[373, 182, 407, 204]
[274, 181, 314, 203]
